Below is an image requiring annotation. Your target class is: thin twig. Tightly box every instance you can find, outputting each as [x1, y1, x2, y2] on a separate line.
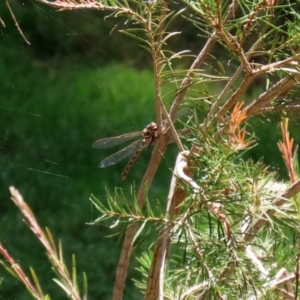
[169, 35, 217, 123]
[169, 0, 241, 122]
[206, 28, 272, 122]
[253, 54, 300, 76]
[5, 0, 30, 45]
[243, 73, 300, 119]
[9, 187, 81, 300]
[146, 5, 162, 130]
[144, 4, 184, 151]
[0, 243, 40, 298]
[154, 1, 168, 130]
[34, 0, 145, 23]
[0, 17, 5, 28]
[217, 73, 257, 120]
[259, 104, 300, 113]
[217, 28, 252, 73]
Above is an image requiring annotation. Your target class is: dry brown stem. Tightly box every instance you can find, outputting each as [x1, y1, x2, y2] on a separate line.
[113, 135, 171, 300]
[145, 151, 190, 300]
[243, 74, 300, 119]
[9, 187, 81, 300]
[0, 243, 40, 298]
[34, 0, 144, 22]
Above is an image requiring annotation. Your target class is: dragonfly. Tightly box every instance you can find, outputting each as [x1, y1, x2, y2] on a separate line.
[92, 122, 158, 180]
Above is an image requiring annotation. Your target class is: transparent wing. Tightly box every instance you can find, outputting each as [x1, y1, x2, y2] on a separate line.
[98, 140, 143, 168]
[92, 131, 141, 149]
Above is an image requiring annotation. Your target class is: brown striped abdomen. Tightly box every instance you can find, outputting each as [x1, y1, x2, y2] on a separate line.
[121, 145, 144, 180]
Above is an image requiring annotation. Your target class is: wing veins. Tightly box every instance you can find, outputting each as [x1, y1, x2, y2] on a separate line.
[92, 131, 141, 149]
[99, 140, 143, 168]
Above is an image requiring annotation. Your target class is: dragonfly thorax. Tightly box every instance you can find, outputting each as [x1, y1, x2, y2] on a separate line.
[142, 122, 158, 145]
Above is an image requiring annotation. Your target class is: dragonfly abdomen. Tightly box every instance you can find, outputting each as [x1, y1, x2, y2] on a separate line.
[121, 144, 145, 180]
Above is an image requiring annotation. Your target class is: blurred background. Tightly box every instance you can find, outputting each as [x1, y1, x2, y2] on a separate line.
[0, 1, 299, 299]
